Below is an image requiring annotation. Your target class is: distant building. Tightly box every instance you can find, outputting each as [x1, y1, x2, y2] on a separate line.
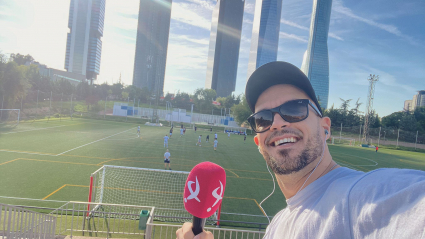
[132, 0, 172, 96]
[65, 0, 106, 83]
[247, 0, 283, 79]
[301, 0, 333, 109]
[406, 90, 425, 111]
[404, 100, 413, 112]
[205, 0, 245, 98]
[32, 62, 86, 86]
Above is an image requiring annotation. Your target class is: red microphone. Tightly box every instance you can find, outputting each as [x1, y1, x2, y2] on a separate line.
[183, 162, 226, 235]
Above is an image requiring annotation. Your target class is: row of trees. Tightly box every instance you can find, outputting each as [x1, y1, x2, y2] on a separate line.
[0, 52, 243, 115]
[2, 51, 423, 132]
[230, 96, 425, 134]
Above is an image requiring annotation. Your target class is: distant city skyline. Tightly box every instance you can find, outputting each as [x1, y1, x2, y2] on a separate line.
[247, 0, 283, 79]
[205, 0, 245, 97]
[65, 0, 105, 82]
[132, 0, 172, 96]
[1, 0, 424, 117]
[301, 0, 333, 109]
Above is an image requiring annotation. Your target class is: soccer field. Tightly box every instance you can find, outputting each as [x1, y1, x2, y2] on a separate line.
[1, 118, 424, 225]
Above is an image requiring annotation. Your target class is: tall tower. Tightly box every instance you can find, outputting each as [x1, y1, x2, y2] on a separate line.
[65, 0, 105, 83]
[132, 0, 172, 97]
[363, 74, 379, 143]
[205, 0, 245, 98]
[302, 0, 333, 109]
[247, 0, 283, 79]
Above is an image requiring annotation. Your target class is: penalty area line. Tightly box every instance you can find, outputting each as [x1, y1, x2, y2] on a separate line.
[55, 128, 135, 156]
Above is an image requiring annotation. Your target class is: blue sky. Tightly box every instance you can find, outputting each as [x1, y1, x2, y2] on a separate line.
[0, 0, 423, 117]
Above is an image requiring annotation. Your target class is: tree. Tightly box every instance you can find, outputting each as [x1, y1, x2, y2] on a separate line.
[172, 92, 191, 109]
[10, 53, 34, 66]
[111, 83, 124, 99]
[231, 94, 251, 126]
[413, 106, 425, 133]
[381, 112, 404, 128]
[0, 62, 29, 110]
[122, 91, 129, 100]
[193, 88, 217, 114]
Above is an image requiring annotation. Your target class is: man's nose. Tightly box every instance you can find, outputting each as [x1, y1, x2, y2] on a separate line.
[270, 113, 290, 131]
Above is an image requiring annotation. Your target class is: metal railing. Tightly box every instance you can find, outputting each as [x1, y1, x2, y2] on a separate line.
[49, 201, 155, 238]
[0, 203, 56, 239]
[146, 223, 265, 239]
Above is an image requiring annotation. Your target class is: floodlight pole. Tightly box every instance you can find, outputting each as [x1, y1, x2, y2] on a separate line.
[133, 98, 135, 116]
[378, 126, 381, 147]
[20, 95, 23, 111]
[339, 123, 342, 143]
[363, 74, 379, 143]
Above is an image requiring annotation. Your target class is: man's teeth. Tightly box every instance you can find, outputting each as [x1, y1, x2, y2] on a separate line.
[274, 137, 298, 146]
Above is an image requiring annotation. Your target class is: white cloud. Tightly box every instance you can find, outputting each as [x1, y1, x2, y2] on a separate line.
[244, 3, 255, 15]
[281, 19, 309, 31]
[333, 0, 417, 46]
[172, 34, 209, 45]
[170, 2, 212, 30]
[279, 32, 308, 43]
[280, 18, 344, 41]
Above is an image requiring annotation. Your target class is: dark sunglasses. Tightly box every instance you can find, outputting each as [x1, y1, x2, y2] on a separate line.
[247, 99, 322, 133]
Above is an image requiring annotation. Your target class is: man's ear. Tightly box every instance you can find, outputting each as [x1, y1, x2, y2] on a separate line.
[254, 135, 259, 146]
[321, 117, 331, 138]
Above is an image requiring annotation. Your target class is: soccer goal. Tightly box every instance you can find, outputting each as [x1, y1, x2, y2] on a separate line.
[0, 109, 20, 125]
[88, 165, 220, 224]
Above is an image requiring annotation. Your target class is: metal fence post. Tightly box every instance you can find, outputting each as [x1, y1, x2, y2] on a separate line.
[105, 96, 107, 119]
[49, 91, 52, 120]
[60, 93, 63, 121]
[1, 94, 4, 119]
[70, 93, 73, 119]
[415, 130, 418, 150]
[359, 124, 362, 145]
[396, 128, 400, 148]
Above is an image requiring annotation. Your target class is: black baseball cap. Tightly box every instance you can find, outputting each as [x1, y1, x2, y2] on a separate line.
[245, 61, 323, 115]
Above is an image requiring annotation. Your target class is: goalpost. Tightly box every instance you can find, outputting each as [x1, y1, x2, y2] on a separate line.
[0, 109, 20, 125]
[88, 165, 220, 225]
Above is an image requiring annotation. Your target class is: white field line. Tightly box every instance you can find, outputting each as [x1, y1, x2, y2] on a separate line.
[1, 125, 69, 134]
[55, 128, 135, 156]
[333, 151, 378, 166]
[0, 150, 54, 156]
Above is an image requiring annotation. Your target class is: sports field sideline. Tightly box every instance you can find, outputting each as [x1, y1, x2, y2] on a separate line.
[1, 118, 424, 224]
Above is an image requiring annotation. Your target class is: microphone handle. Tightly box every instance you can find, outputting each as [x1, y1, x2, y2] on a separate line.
[192, 216, 206, 235]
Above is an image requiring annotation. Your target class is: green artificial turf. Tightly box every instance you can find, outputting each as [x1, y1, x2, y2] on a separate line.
[1, 118, 424, 227]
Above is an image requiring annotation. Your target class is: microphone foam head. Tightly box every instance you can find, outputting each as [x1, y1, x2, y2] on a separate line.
[183, 161, 226, 218]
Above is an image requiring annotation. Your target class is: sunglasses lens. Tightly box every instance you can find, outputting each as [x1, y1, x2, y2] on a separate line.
[250, 111, 273, 132]
[280, 100, 308, 122]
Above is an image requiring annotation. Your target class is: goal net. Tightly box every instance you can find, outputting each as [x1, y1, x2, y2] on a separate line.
[88, 165, 219, 224]
[0, 109, 20, 126]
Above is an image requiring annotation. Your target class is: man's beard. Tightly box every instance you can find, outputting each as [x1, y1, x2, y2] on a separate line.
[261, 128, 323, 175]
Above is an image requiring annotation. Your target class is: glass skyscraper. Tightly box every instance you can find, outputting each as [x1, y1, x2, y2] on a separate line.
[247, 0, 283, 79]
[65, 0, 105, 82]
[132, 0, 172, 96]
[205, 0, 245, 97]
[302, 0, 333, 109]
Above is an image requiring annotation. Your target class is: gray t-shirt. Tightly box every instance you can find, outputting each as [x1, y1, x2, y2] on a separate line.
[264, 167, 425, 239]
